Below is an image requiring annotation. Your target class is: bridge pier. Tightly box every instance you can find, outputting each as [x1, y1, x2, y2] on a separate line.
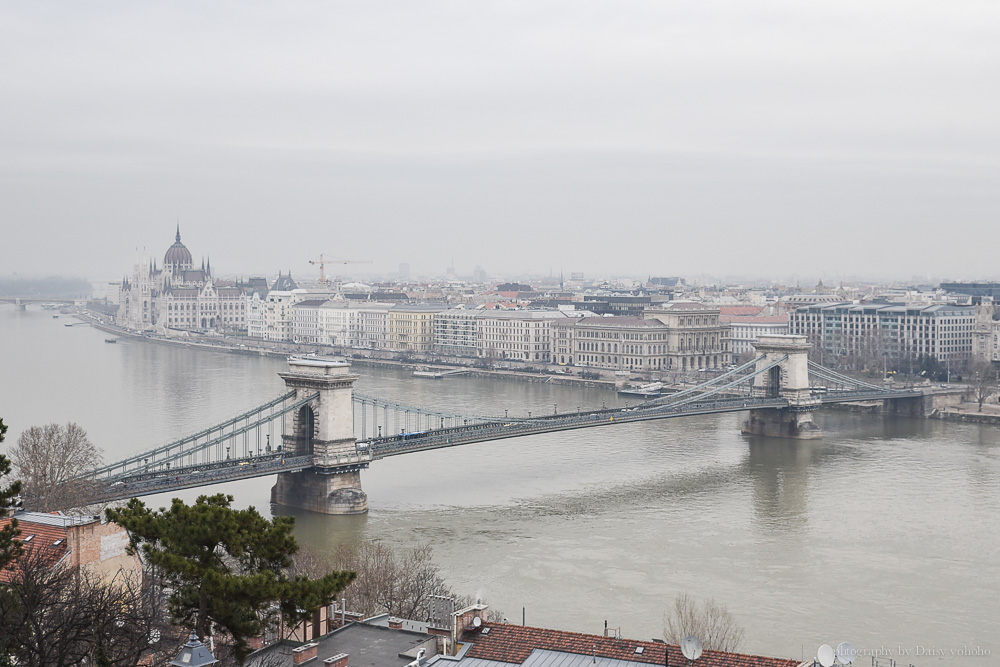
[741, 335, 823, 440]
[271, 469, 367, 515]
[271, 356, 371, 515]
[742, 406, 821, 439]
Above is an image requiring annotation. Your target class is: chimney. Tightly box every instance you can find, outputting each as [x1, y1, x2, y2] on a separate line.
[292, 642, 319, 664]
[388, 617, 403, 630]
[324, 654, 348, 667]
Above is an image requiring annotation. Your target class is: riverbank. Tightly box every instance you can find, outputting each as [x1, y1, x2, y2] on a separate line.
[74, 309, 988, 416]
[931, 402, 1000, 424]
[74, 309, 617, 390]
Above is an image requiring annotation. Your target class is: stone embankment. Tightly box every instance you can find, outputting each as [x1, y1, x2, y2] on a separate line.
[929, 403, 1000, 425]
[75, 309, 997, 419]
[74, 310, 615, 390]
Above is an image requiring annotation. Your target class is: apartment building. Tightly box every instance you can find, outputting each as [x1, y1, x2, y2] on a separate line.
[477, 310, 575, 362]
[387, 303, 446, 352]
[551, 316, 672, 371]
[719, 306, 789, 357]
[434, 308, 480, 357]
[247, 289, 302, 342]
[790, 302, 975, 365]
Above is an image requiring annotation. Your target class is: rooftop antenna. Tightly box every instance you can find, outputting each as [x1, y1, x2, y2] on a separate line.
[680, 636, 702, 664]
[835, 642, 856, 665]
[816, 644, 835, 667]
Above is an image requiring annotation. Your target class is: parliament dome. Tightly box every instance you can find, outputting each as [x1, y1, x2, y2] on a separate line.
[164, 226, 193, 269]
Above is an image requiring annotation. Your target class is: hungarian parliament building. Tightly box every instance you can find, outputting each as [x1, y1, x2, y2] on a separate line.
[117, 227, 268, 333]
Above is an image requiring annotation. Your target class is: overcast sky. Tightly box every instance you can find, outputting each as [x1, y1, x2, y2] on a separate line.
[2, 1, 998, 284]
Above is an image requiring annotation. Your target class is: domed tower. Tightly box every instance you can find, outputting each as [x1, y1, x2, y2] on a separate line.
[164, 225, 194, 273]
[163, 225, 194, 288]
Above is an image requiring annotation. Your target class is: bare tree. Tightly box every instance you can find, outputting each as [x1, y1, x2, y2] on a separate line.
[323, 541, 502, 622]
[969, 360, 997, 411]
[10, 422, 103, 512]
[0, 546, 179, 667]
[662, 593, 745, 653]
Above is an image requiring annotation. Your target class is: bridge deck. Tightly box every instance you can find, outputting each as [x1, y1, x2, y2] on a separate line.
[89, 381, 925, 501]
[360, 389, 922, 458]
[94, 454, 316, 502]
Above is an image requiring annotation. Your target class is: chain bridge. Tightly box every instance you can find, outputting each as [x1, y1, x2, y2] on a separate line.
[85, 335, 930, 514]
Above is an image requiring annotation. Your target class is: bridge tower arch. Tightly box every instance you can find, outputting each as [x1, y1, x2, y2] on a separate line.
[290, 405, 317, 456]
[271, 356, 370, 514]
[741, 334, 822, 439]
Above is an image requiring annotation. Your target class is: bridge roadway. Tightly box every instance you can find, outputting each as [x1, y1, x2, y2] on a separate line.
[95, 453, 315, 502]
[93, 387, 922, 500]
[360, 388, 922, 459]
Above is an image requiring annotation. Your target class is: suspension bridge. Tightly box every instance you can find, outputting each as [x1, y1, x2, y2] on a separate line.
[84, 335, 932, 514]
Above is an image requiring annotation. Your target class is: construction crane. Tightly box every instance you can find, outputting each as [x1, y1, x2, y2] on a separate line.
[308, 254, 373, 285]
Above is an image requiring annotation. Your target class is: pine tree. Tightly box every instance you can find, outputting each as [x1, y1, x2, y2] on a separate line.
[106, 493, 355, 664]
[0, 418, 24, 572]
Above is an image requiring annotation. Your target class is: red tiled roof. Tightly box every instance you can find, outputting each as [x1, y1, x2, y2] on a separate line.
[0, 517, 69, 583]
[463, 624, 801, 667]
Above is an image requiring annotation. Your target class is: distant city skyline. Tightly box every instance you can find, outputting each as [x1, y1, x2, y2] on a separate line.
[2, 2, 998, 282]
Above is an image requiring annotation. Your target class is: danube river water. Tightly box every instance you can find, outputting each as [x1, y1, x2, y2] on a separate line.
[1, 305, 997, 663]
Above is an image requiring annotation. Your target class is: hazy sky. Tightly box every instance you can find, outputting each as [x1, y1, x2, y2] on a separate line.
[2, 1, 998, 283]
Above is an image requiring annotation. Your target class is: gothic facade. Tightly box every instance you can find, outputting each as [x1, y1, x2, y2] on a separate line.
[117, 227, 256, 333]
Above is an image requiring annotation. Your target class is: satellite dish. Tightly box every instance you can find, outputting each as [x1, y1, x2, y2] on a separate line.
[681, 636, 703, 661]
[817, 644, 836, 667]
[836, 642, 856, 665]
[472, 617, 482, 628]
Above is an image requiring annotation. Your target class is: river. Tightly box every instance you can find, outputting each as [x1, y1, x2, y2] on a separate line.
[1, 305, 997, 663]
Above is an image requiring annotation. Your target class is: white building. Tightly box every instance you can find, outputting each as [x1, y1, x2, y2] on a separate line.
[476, 310, 579, 363]
[117, 228, 253, 333]
[550, 316, 672, 371]
[719, 306, 790, 357]
[291, 300, 328, 344]
[352, 303, 393, 349]
[790, 302, 975, 366]
[434, 308, 480, 357]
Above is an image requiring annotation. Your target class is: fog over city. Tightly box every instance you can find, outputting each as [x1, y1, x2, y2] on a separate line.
[2, 1, 998, 283]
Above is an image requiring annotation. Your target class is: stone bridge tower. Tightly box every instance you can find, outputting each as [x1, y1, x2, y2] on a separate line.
[271, 356, 371, 514]
[741, 334, 822, 439]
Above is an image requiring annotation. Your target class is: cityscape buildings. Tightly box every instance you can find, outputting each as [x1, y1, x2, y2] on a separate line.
[107, 231, 998, 375]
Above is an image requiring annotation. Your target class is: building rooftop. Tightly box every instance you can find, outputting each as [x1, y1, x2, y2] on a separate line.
[452, 624, 802, 667]
[0, 511, 96, 583]
[248, 621, 433, 667]
[718, 306, 766, 316]
[720, 314, 789, 325]
[574, 317, 668, 328]
[647, 301, 718, 312]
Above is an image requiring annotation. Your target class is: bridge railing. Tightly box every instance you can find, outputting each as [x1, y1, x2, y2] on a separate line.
[818, 388, 923, 403]
[807, 361, 890, 392]
[95, 454, 316, 502]
[645, 355, 765, 407]
[358, 396, 790, 458]
[91, 391, 317, 479]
